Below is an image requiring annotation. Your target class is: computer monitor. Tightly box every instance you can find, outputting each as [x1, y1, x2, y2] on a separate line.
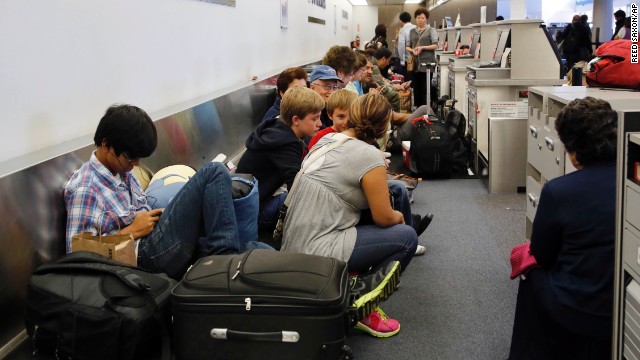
[438, 32, 447, 50]
[469, 33, 481, 58]
[492, 29, 511, 63]
[453, 30, 461, 49]
[445, 16, 453, 28]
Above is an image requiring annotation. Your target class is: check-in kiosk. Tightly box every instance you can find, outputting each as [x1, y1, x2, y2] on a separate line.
[465, 19, 565, 192]
[437, 28, 461, 98]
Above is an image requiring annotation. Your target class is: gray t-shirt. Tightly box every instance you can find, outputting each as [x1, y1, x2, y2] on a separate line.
[280, 133, 385, 262]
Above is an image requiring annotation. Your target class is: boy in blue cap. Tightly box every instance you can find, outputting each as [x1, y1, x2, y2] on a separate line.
[309, 65, 344, 129]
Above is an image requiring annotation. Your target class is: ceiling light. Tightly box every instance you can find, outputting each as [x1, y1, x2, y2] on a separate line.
[405, 0, 422, 3]
[349, 0, 368, 5]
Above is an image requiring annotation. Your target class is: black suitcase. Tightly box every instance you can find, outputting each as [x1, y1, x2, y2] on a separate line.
[172, 249, 356, 360]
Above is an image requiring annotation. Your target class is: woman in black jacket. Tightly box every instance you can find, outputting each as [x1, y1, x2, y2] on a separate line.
[508, 97, 617, 359]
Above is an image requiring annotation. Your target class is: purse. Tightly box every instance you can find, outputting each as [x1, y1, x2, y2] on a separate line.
[71, 212, 137, 266]
[273, 136, 351, 244]
[406, 54, 415, 72]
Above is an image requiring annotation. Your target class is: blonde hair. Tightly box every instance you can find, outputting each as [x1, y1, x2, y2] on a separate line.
[347, 93, 393, 143]
[280, 87, 325, 126]
[327, 89, 358, 115]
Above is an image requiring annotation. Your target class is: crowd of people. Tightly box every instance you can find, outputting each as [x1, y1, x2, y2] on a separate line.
[62, 6, 619, 355]
[64, 7, 438, 340]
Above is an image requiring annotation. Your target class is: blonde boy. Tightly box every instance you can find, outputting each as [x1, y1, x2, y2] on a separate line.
[308, 89, 358, 150]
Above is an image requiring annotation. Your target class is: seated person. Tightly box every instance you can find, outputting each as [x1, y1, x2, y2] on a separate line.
[308, 89, 358, 150]
[263, 67, 308, 122]
[236, 87, 324, 234]
[64, 105, 270, 280]
[370, 49, 411, 113]
[281, 93, 421, 338]
[508, 97, 617, 359]
[322, 45, 357, 89]
[309, 89, 433, 255]
[309, 65, 343, 129]
[344, 52, 368, 96]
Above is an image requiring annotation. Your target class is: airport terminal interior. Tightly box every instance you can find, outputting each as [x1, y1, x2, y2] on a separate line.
[1, 0, 640, 359]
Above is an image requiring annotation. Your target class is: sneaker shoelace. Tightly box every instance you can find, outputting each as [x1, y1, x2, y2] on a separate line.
[374, 307, 390, 323]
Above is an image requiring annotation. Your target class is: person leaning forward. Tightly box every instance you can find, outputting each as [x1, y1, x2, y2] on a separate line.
[64, 104, 271, 280]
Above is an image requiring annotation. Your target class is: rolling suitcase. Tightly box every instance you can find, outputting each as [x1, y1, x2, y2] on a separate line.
[172, 249, 356, 360]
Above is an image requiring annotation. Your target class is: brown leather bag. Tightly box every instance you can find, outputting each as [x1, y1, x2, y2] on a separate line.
[406, 54, 415, 72]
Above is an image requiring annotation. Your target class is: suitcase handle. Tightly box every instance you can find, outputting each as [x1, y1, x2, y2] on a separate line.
[210, 328, 300, 343]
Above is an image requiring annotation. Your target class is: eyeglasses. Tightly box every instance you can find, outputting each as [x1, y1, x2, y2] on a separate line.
[312, 82, 340, 91]
[121, 151, 138, 164]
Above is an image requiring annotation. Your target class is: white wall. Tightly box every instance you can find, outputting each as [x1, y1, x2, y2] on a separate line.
[0, 0, 354, 167]
[353, 6, 378, 49]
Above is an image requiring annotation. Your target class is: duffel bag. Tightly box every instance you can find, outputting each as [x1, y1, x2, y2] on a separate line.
[24, 251, 176, 360]
[586, 40, 640, 89]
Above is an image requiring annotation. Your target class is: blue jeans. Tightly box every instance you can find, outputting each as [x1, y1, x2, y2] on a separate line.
[348, 224, 417, 274]
[349, 180, 417, 273]
[138, 162, 271, 279]
[388, 180, 412, 225]
[258, 192, 287, 233]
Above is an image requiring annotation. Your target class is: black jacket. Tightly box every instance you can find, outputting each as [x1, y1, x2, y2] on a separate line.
[236, 117, 305, 203]
[530, 161, 616, 334]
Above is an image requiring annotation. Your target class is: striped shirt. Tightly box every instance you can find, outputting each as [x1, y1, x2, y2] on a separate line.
[64, 151, 150, 253]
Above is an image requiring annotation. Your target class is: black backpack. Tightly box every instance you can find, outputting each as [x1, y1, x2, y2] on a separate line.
[409, 117, 454, 178]
[444, 109, 471, 174]
[24, 252, 176, 360]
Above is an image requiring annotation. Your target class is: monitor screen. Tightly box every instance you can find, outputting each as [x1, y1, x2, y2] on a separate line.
[445, 16, 453, 28]
[453, 30, 461, 49]
[492, 29, 511, 63]
[438, 31, 447, 49]
[469, 33, 481, 57]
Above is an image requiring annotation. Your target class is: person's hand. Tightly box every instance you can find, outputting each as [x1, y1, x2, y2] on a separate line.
[368, 87, 382, 94]
[413, 47, 421, 56]
[125, 209, 163, 239]
[381, 151, 391, 168]
[401, 81, 411, 90]
[395, 210, 405, 224]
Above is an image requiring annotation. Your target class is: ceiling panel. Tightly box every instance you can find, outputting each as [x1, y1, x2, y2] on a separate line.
[366, 0, 409, 5]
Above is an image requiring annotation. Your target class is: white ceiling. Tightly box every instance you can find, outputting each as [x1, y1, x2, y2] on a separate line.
[366, 0, 410, 4]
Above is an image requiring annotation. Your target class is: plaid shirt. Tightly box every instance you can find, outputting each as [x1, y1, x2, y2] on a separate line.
[64, 152, 151, 253]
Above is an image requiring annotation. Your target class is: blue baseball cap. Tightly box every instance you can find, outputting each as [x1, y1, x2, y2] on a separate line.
[309, 65, 344, 83]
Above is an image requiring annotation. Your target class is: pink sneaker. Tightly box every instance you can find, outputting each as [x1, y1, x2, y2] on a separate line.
[354, 307, 400, 338]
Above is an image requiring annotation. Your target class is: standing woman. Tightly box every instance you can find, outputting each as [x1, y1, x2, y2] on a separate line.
[406, 8, 438, 108]
[281, 93, 418, 338]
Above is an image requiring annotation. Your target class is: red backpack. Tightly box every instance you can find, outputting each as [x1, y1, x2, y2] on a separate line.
[586, 40, 640, 89]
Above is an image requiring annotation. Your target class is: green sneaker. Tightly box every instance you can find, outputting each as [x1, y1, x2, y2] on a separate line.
[350, 261, 401, 319]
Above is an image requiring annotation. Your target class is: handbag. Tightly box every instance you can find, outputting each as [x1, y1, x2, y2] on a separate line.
[509, 242, 538, 280]
[406, 54, 415, 72]
[273, 136, 351, 244]
[71, 212, 137, 266]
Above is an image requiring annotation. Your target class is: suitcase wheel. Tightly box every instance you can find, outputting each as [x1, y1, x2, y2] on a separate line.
[340, 345, 354, 360]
